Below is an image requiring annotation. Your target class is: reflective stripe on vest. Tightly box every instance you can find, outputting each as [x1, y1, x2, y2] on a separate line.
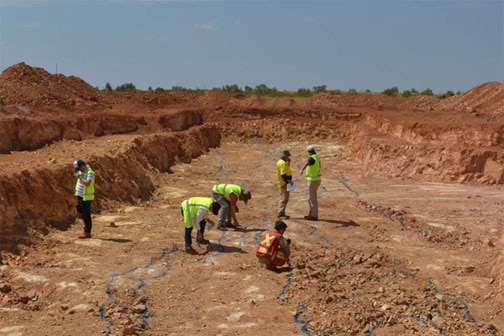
[255, 230, 281, 259]
[306, 153, 321, 181]
[212, 184, 242, 201]
[74, 166, 95, 201]
[181, 197, 213, 228]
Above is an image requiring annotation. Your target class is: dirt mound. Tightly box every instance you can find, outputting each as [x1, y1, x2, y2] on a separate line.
[437, 81, 504, 115]
[0, 62, 101, 107]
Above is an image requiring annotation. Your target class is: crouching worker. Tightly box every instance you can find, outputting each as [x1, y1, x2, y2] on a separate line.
[181, 197, 221, 255]
[255, 220, 291, 271]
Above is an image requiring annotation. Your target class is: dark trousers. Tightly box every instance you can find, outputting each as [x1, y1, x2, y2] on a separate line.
[181, 207, 206, 248]
[77, 196, 93, 233]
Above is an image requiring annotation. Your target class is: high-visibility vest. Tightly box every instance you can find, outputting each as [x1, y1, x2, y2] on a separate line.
[256, 230, 281, 258]
[75, 166, 95, 201]
[181, 197, 213, 228]
[306, 153, 321, 181]
[212, 184, 242, 201]
[255, 230, 288, 266]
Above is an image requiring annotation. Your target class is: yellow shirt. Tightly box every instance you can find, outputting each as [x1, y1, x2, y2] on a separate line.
[276, 159, 292, 187]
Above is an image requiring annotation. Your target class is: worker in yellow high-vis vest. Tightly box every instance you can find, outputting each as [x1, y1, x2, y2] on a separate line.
[300, 145, 321, 221]
[211, 184, 251, 230]
[181, 197, 221, 255]
[73, 159, 95, 238]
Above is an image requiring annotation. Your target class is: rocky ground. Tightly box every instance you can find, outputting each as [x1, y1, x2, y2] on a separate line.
[0, 63, 504, 336]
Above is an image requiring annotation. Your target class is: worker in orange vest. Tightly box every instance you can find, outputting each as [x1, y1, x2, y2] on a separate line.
[255, 220, 291, 271]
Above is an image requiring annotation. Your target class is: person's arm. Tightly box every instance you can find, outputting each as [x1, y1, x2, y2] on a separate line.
[300, 157, 315, 175]
[282, 174, 293, 184]
[300, 162, 309, 175]
[229, 193, 239, 225]
[278, 237, 291, 260]
[195, 208, 207, 231]
[80, 170, 94, 186]
[279, 160, 293, 184]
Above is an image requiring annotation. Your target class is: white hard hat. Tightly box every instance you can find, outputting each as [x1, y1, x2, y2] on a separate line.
[307, 145, 316, 152]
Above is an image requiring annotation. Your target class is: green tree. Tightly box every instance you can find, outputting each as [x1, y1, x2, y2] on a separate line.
[402, 90, 412, 97]
[383, 86, 399, 96]
[296, 88, 312, 97]
[421, 88, 434, 96]
[104, 82, 113, 91]
[244, 86, 254, 94]
[116, 83, 137, 92]
[254, 84, 271, 95]
[313, 85, 327, 93]
[222, 84, 242, 94]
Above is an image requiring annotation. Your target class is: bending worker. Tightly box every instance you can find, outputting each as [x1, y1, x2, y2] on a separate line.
[211, 183, 251, 230]
[181, 197, 220, 254]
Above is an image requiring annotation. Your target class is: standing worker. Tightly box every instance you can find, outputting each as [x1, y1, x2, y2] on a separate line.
[300, 145, 321, 221]
[255, 220, 291, 271]
[181, 197, 221, 254]
[276, 150, 293, 219]
[73, 159, 95, 238]
[211, 184, 251, 230]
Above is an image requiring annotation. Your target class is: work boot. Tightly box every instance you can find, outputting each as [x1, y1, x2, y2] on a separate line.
[185, 246, 198, 255]
[278, 213, 290, 219]
[217, 225, 227, 231]
[78, 232, 91, 239]
[224, 222, 236, 229]
[304, 215, 318, 221]
[197, 236, 210, 244]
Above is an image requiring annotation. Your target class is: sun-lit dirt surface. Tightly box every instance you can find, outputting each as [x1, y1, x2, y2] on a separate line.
[1, 62, 504, 336]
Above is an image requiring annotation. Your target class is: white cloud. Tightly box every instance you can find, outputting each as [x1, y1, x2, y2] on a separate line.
[193, 21, 217, 32]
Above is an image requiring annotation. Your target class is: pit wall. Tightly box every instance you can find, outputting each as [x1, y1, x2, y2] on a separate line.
[0, 109, 203, 153]
[349, 115, 504, 184]
[0, 124, 220, 255]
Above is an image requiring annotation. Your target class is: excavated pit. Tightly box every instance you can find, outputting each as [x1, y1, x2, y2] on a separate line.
[0, 63, 503, 336]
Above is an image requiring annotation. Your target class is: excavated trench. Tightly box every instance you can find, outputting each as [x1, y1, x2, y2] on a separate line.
[1, 105, 504, 257]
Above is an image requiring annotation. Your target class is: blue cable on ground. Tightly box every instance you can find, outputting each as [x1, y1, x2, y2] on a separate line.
[294, 303, 313, 336]
[101, 249, 176, 335]
[341, 178, 486, 335]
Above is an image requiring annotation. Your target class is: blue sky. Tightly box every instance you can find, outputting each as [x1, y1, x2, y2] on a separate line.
[0, 0, 502, 93]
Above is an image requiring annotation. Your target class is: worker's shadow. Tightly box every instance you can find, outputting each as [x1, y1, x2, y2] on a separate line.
[98, 238, 133, 243]
[321, 219, 359, 227]
[205, 243, 247, 254]
[234, 227, 265, 233]
[272, 266, 293, 273]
